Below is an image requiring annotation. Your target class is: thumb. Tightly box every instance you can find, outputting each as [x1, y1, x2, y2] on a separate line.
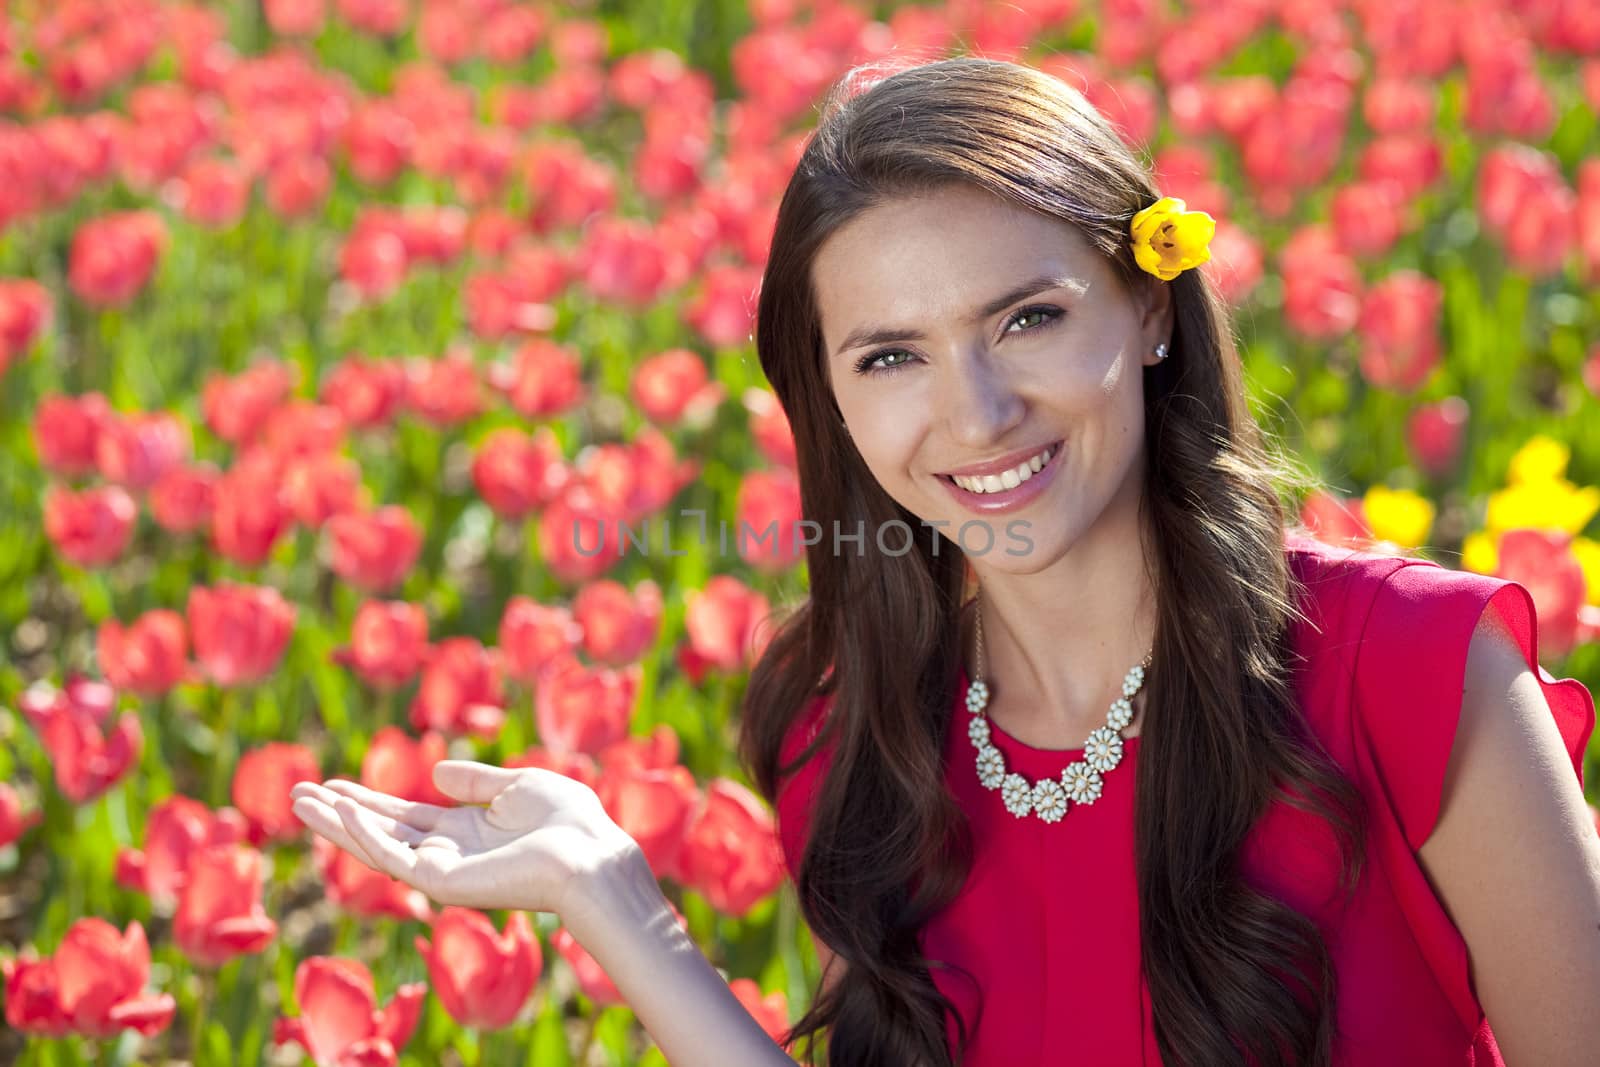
[432, 760, 524, 804]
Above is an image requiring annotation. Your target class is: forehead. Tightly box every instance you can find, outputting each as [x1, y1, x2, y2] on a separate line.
[811, 185, 1105, 346]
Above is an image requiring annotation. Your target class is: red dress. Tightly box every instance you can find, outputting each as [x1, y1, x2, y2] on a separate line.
[775, 531, 1595, 1066]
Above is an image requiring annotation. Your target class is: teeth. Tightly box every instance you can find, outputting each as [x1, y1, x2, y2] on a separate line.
[951, 445, 1057, 494]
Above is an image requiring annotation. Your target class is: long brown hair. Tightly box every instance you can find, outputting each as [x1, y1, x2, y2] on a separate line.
[738, 56, 1368, 1067]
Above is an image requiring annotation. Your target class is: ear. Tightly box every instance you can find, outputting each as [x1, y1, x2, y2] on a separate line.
[1134, 274, 1176, 366]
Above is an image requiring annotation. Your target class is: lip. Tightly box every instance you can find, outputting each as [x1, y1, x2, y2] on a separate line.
[938, 439, 1064, 478]
[938, 441, 1064, 514]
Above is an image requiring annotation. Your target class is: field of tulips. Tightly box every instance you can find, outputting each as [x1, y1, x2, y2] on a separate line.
[3, 0, 1600, 1063]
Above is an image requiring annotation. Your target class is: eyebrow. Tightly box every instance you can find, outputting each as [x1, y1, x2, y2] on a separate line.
[831, 273, 1080, 357]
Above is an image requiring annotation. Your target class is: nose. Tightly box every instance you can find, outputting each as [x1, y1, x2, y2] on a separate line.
[942, 344, 1026, 449]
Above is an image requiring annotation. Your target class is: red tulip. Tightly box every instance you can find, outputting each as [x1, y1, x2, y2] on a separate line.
[678, 779, 785, 917]
[552, 926, 623, 1007]
[597, 724, 680, 775]
[408, 637, 507, 739]
[187, 581, 296, 686]
[498, 596, 583, 683]
[360, 726, 451, 806]
[265, 153, 331, 219]
[32, 391, 112, 478]
[684, 575, 772, 674]
[1578, 158, 1600, 285]
[275, 956, 424, 1067]
[1494, 529, 1586, 659]
[319, 354, 408, 429]
[534, 655, 639, 757]
[202, 360, 295, 447]
[282, 453, 367, 528]
[729, 977, 790, 1046]
[1298, 489, 1372, 545]
[523, 140, 618, 234]
[0, 782, 41, 848]
[149, 461, 220, 533]
[2, 919, 175, 1038]
[487, 338, 586, 419]
[470, 426, 571, 521]
[97, 609, 191, 696]
[1280, 226, 1362, 339]
[67, 210, 166, 307]
[265, 0, 328, 38]
[743, 387, 796, 469]
[683, 263, 760, 349]
[261, 401, 348, 461]
[1478, 145, 1575, 278]
[630, 348, 724, 426]
[735, 469, 804, 573]
[170, 157, 250, 229]
[43, 483, 137, 567]
[1357, 134, 1442, 201]
[334, 600, 430, 689]
[481, 6, 546, 65]
[536, 484, 622, 584]
[1405, 397, 1469, 478]
[326, 505, 423, 593]
[1331, 181, 1404, 259]
[578, 217, 671, 307]
[343, 102, 411, 187]
[0, 277, 52, 370]
[338, 0, 409, 37]
[1362, 77, 1434, 134]
[579, 428, 698, 521]
[405, 348, 484, 426]
[210, 451, 292, 566]
[173, 844, 278, 966]
[233, 742, 319, 842]
[312, 836, 433, 922]
[415, 909, 541, 1029]
[597, 763, 698, 880]
[116, 794, 248, 906]
[1200, 220, 1263, 306]
[574, 579, 663, 665]
[1357, 271, 1442, 393]
[17, 678, 142, 804]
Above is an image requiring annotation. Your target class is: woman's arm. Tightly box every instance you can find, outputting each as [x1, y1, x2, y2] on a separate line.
[1416, 604, 1600, 1066]
[567, 848, 801, 1067]
[289, 765, 800, 1067]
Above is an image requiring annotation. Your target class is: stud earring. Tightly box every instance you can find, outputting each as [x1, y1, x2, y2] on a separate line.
[1153, 342, 1169, 361]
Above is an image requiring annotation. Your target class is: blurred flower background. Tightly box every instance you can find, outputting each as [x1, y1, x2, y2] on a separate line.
[2, 0, 1599, 1064]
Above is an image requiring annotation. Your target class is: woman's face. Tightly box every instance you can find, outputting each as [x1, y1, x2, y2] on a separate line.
[813, 183, 1172, 572]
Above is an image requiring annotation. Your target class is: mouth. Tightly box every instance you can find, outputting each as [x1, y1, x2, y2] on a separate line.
[938, 440, 1063, 495]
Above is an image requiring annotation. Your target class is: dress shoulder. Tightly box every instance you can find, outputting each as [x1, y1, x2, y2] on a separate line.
[1346, 546, 1594, 853]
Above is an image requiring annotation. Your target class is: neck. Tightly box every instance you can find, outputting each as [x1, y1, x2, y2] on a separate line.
[966, 477, 1158, 741]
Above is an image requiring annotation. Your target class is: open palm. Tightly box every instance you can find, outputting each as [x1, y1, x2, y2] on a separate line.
[290, 760, 640, 921]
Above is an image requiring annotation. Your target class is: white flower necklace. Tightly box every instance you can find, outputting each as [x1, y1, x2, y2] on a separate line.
[966, 590, 1153, 823]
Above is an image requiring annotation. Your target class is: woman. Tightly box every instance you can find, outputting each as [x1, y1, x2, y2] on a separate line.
[291, 57, 1600, 1066]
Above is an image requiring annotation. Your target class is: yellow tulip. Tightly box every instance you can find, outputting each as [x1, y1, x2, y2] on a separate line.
[1485, 480, 1600, 535]
[1130, 197, 1215, 281]
[1363, 486, 1435, 549]
[1462, 531, 1498, 575]
[1573, 537, 1600, 606]
[1506, 434, 1570, 485]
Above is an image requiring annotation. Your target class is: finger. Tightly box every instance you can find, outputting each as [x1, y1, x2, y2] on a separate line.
[335, 796, 420, 884]
[320, 779, 450, 830]
[292, 795, 381, 870]
[432, 760, 527, 804]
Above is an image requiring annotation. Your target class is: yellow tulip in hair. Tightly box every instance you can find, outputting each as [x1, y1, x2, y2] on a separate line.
[1129, 197, 1216, 281]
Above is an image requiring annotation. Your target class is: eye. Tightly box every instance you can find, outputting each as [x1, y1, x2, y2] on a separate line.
[853, 348, 919, 376]
[851, 305, 1065, 378]
[1005, 305, 1065, 333]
